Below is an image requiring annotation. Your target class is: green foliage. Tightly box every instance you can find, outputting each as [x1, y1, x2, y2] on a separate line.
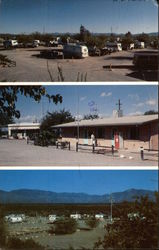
[94, 194, 159, 249]
[0, 209, 7, 247]
[0, 112, 14, 126]
[136, 33, 150, 45]
[40, 109, 75, 132]
[85, 217, 99, 229]
[144, 110, 158, 115]
[7, 238, 45, 250]
[49, 218, 77, 235]
[0, 86, 62, 119]
[83, 114, 99, 120]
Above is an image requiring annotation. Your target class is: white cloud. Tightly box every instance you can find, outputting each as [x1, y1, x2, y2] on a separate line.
[75, 114, 83, 120]
[128, 111, 143, 116]
[133, 102, 144, 108]
[145, 98, 157, 106]
[100, 92, 112, 97]
[80, 96, 87, 101]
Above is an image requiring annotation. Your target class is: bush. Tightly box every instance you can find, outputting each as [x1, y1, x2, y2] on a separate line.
[49, 218, 77, 235]
[7, 237, 45, 250]
[85, 217, 99, 229]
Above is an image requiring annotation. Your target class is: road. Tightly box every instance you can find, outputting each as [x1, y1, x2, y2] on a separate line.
[0, 47, 143, 82]
[0, 139, 157, 167]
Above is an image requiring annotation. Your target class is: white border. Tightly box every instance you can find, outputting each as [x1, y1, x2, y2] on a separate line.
[0, 82, 158, 86]
[0, 166, 158, 170]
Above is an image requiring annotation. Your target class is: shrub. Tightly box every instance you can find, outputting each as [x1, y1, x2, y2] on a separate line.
[49, 218, 77, 235]
[7, 237, 45, 250]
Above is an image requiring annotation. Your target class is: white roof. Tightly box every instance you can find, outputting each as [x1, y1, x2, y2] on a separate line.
[8, 123, 40, 128]
[53, 114, 158, 128]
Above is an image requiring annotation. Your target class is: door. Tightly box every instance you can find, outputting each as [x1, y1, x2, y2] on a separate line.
[114, 132, 119, 149]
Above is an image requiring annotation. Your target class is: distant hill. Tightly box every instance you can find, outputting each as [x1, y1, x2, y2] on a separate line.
[0, 188, 156, 204]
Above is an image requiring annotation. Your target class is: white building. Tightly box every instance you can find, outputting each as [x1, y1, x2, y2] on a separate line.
[70, 213, 82, 220]
[8, 123, 40, 139]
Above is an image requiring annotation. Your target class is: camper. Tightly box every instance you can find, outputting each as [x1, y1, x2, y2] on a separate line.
[3, 40, 18, 49]
[70, 213, 82, 220]
[63, 44, 88, 58]
[106, 42, 122, 52]
[135, 41, 145, 49]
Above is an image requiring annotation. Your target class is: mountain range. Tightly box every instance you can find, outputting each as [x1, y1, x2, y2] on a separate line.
[0, 189, 156, 204]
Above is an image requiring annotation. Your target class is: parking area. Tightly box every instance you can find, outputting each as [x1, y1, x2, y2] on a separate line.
[0, 47, 157, 82]
[0, 139, 157, 167]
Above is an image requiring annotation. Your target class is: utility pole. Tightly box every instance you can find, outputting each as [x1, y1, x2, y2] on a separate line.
[110, 193, 113, 223]
[116, 99, 122, 111]
[77, 89, 80, 143]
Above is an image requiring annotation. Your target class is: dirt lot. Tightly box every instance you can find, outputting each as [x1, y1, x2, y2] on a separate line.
[7, 216, 106, 250]
[0, 139, 157, 167]
[0, 47, 157, 82]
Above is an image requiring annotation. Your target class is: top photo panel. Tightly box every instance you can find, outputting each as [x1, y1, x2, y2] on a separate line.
[0, 0, 158, 82]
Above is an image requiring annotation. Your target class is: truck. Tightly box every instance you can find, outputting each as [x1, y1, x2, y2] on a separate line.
[63, 44, 88, 59]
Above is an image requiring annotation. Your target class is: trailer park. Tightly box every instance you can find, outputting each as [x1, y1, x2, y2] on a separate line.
[0, 29, 158, 82]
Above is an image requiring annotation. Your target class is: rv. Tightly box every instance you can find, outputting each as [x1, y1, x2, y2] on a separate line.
[70, 213, 82, 220]
[3, 40, 18, 49]
[106, 42, 122, 52]
[63, 44, 88, 59]
[135, 41, 145, 49]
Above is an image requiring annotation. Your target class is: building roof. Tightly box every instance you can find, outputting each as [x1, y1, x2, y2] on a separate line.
[53, 114, 158, 128]
[8, 123, 40, 127]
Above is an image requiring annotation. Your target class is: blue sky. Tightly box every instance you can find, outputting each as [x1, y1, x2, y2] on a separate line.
[0, 0, 158, 34]
[15, 85, 158, 123]
[0, 170, 158, 194]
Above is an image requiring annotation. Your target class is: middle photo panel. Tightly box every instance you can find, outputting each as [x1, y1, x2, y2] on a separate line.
[0, 84, 158, 167]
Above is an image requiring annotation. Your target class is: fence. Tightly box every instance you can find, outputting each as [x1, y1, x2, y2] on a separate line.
[140, 147, 158, 161]
[76, 142, 115, 156]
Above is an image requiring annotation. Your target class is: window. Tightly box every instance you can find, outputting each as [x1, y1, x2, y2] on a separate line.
[130, 127, 139, 140]
[97, 128, 105, 139]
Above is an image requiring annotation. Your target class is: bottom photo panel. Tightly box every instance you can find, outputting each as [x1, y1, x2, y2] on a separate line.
[0, 169, 158, 250]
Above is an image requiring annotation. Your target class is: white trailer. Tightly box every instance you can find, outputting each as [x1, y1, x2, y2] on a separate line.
[4, 40, 18, 49]
[70, 213, 82, 220]
[106, 42, 122, 52]
[63, 44, 88, 58]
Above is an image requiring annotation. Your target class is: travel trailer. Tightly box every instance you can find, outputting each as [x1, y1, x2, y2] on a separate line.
[106, 42, 122, 52]
[63, 44, 88, 58]
[3, 39, 18, 49]
[135, 41, 145, 49]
